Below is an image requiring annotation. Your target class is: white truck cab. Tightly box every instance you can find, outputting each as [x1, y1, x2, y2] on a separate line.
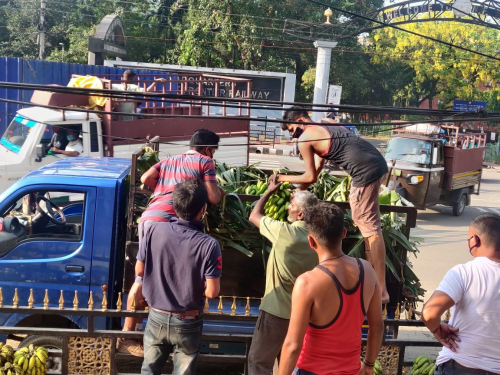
[0, 107, 104, 192]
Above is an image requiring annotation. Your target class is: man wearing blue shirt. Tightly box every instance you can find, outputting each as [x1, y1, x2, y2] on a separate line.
[136, 179, 222, 375]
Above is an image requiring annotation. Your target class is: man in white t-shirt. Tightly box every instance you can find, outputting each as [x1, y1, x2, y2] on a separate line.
[422, 213, 500, 374]
[111, 70, 166, 93]
[50, 129, 83, 157]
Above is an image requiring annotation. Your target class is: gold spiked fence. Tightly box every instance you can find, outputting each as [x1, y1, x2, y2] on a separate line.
[0, 286, 447, 375]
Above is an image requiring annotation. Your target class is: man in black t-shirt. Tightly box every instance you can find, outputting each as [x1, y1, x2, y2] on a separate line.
[136, 179, 222, 375]
[277, 106, 390, 303]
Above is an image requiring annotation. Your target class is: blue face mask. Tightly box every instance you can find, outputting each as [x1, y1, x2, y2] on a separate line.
[67, 135, 76, 142]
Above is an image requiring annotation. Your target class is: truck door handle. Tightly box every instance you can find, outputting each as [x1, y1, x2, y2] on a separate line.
[65, 265, 84, 273]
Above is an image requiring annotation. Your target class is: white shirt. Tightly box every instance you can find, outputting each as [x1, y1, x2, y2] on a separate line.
[65, 140, 83, 156]
[111, 83, 144, 92]
[436, 257, 500, 373]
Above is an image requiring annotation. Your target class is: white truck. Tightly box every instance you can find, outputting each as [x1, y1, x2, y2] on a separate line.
[0, 73, 252, 193]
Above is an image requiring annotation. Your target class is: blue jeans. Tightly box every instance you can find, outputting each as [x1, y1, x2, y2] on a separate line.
[141, 309, 203, 375]
[293, 368, 317, 375]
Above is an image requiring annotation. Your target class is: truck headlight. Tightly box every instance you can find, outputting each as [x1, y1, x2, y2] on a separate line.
[408, 175, 424, 184]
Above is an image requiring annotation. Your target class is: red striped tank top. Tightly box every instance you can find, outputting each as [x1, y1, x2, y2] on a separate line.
[296, 258, 366, 375]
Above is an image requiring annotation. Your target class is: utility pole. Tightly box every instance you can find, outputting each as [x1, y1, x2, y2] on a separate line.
[38, 0, 46, 60]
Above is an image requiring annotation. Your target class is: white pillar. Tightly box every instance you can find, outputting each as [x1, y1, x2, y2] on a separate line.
[312, 40, 337, 121]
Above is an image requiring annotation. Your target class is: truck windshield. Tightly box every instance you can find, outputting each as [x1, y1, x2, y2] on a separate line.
[384, 137, 432, 165]
[0, 116, 36, 153]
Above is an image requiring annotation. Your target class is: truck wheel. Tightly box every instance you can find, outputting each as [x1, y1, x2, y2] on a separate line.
[453, 194, 467, 216]
[19, 335, 63, 373]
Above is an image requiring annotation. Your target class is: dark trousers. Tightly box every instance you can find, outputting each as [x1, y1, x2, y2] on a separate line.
[247, 310, 290, 375]
[141, 309, 203, 375]
[437, 360, 497, 375]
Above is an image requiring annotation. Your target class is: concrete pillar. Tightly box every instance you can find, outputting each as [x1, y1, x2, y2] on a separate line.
[312, 40, 337, 121]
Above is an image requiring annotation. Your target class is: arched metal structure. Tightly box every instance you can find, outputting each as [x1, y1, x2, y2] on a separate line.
[284, 0, 500, 41]
[88, 15, 127, 65]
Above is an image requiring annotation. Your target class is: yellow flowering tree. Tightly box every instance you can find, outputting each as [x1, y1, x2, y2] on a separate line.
[371, 13, 500, 110]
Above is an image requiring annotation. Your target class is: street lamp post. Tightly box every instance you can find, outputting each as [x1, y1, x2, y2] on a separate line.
[59, 43, 65, 62]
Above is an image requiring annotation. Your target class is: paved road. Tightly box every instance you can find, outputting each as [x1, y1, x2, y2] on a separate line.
[411, 167, 500, 306]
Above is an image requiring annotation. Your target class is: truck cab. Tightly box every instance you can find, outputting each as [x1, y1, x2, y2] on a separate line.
[0, 108, 104, 192]
[0, 158, 130, 352]
[384, 124, 485, 216]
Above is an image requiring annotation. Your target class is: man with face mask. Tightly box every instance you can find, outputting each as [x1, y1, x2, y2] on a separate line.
[50, 128, 83, 157]
[422, 213, 500, 374]
[118, 129, 225, 356]
[247, 176, 319, 375]
[278, 106, 390, 303]
[47, 126, 68, 152]
[136, 179, 222, 375]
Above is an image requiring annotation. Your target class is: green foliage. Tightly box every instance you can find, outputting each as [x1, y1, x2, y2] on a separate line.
[371, 15, 500, 110]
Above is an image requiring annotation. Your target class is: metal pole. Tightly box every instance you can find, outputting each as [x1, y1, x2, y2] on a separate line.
[38, 0, 46, 60]
[312, 40, 337, 121]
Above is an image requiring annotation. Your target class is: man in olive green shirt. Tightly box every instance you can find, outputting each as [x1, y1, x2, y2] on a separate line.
[247, 176, 319, 375]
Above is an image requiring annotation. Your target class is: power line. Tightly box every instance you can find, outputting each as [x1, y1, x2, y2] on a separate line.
[0, 81, 469, 116]
[303, 0, 500, 62]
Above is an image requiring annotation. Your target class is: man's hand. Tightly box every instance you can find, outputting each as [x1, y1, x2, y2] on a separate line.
[432, 322, 460, 352]
[358, 364, 374, 375]
[268, 174, 282, 194]
[154, 78, 167, 83]
[51, 147, 61, 153]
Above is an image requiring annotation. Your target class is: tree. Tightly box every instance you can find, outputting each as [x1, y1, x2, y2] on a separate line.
[371, 13, 500, 110]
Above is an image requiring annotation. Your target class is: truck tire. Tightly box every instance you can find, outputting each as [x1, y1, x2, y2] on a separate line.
[452, 194, 467, 216]
[19, 335, 63, 373]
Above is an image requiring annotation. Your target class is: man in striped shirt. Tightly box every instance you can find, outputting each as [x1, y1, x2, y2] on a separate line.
[118, 129, 225, 356]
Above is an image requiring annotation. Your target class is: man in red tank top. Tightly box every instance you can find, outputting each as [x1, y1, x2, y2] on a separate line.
[279, 202, 384, 375]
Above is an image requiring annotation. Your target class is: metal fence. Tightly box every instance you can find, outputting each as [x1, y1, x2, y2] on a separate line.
[0, 287, 443, 375]
[484, 142, 500, 164]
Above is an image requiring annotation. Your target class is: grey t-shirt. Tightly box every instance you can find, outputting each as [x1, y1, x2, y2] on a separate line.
[137, 220, 222, 311]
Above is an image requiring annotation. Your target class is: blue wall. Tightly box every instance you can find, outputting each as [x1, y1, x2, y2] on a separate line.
[0, 57, 175, 134]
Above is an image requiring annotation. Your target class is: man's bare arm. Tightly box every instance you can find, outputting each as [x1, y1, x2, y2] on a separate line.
[363, 268, 384, 370]
[249, 175, 281, 228]
[205, 278, 220, 299]
[279, 276, 313, 375]
[141, 167, 160, 189]
[422, 291, 460, 351]
[135, 260, 145, 278]
[279, 137, 320, 185]
[297, 155, 325, 190]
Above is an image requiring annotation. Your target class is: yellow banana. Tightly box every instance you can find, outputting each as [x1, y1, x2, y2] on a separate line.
[35, 351, 46, 363]
[28, 355, 36, 370]
[22, 356, 28, 372]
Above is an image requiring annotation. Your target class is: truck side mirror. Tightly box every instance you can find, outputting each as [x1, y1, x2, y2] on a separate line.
[35, 144, 46, 162]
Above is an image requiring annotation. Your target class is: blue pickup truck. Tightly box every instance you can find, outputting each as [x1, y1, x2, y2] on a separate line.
[0, 157, 260, 370]
[0, 158, 130, 340]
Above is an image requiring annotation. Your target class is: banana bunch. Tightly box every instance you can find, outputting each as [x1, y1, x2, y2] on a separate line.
[411, 356, 436, 375]
[360, 358, 383, 375]
[12, 345, 48, 375]
[0, 344, 14, 367]
[0, 361, 24, 375]
[264, 182, 293, 222]
[237, 180, 269, 196]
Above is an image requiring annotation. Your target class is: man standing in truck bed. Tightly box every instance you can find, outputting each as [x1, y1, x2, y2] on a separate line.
[278, 106, 389, 303]
[117, 129, 224, 356]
